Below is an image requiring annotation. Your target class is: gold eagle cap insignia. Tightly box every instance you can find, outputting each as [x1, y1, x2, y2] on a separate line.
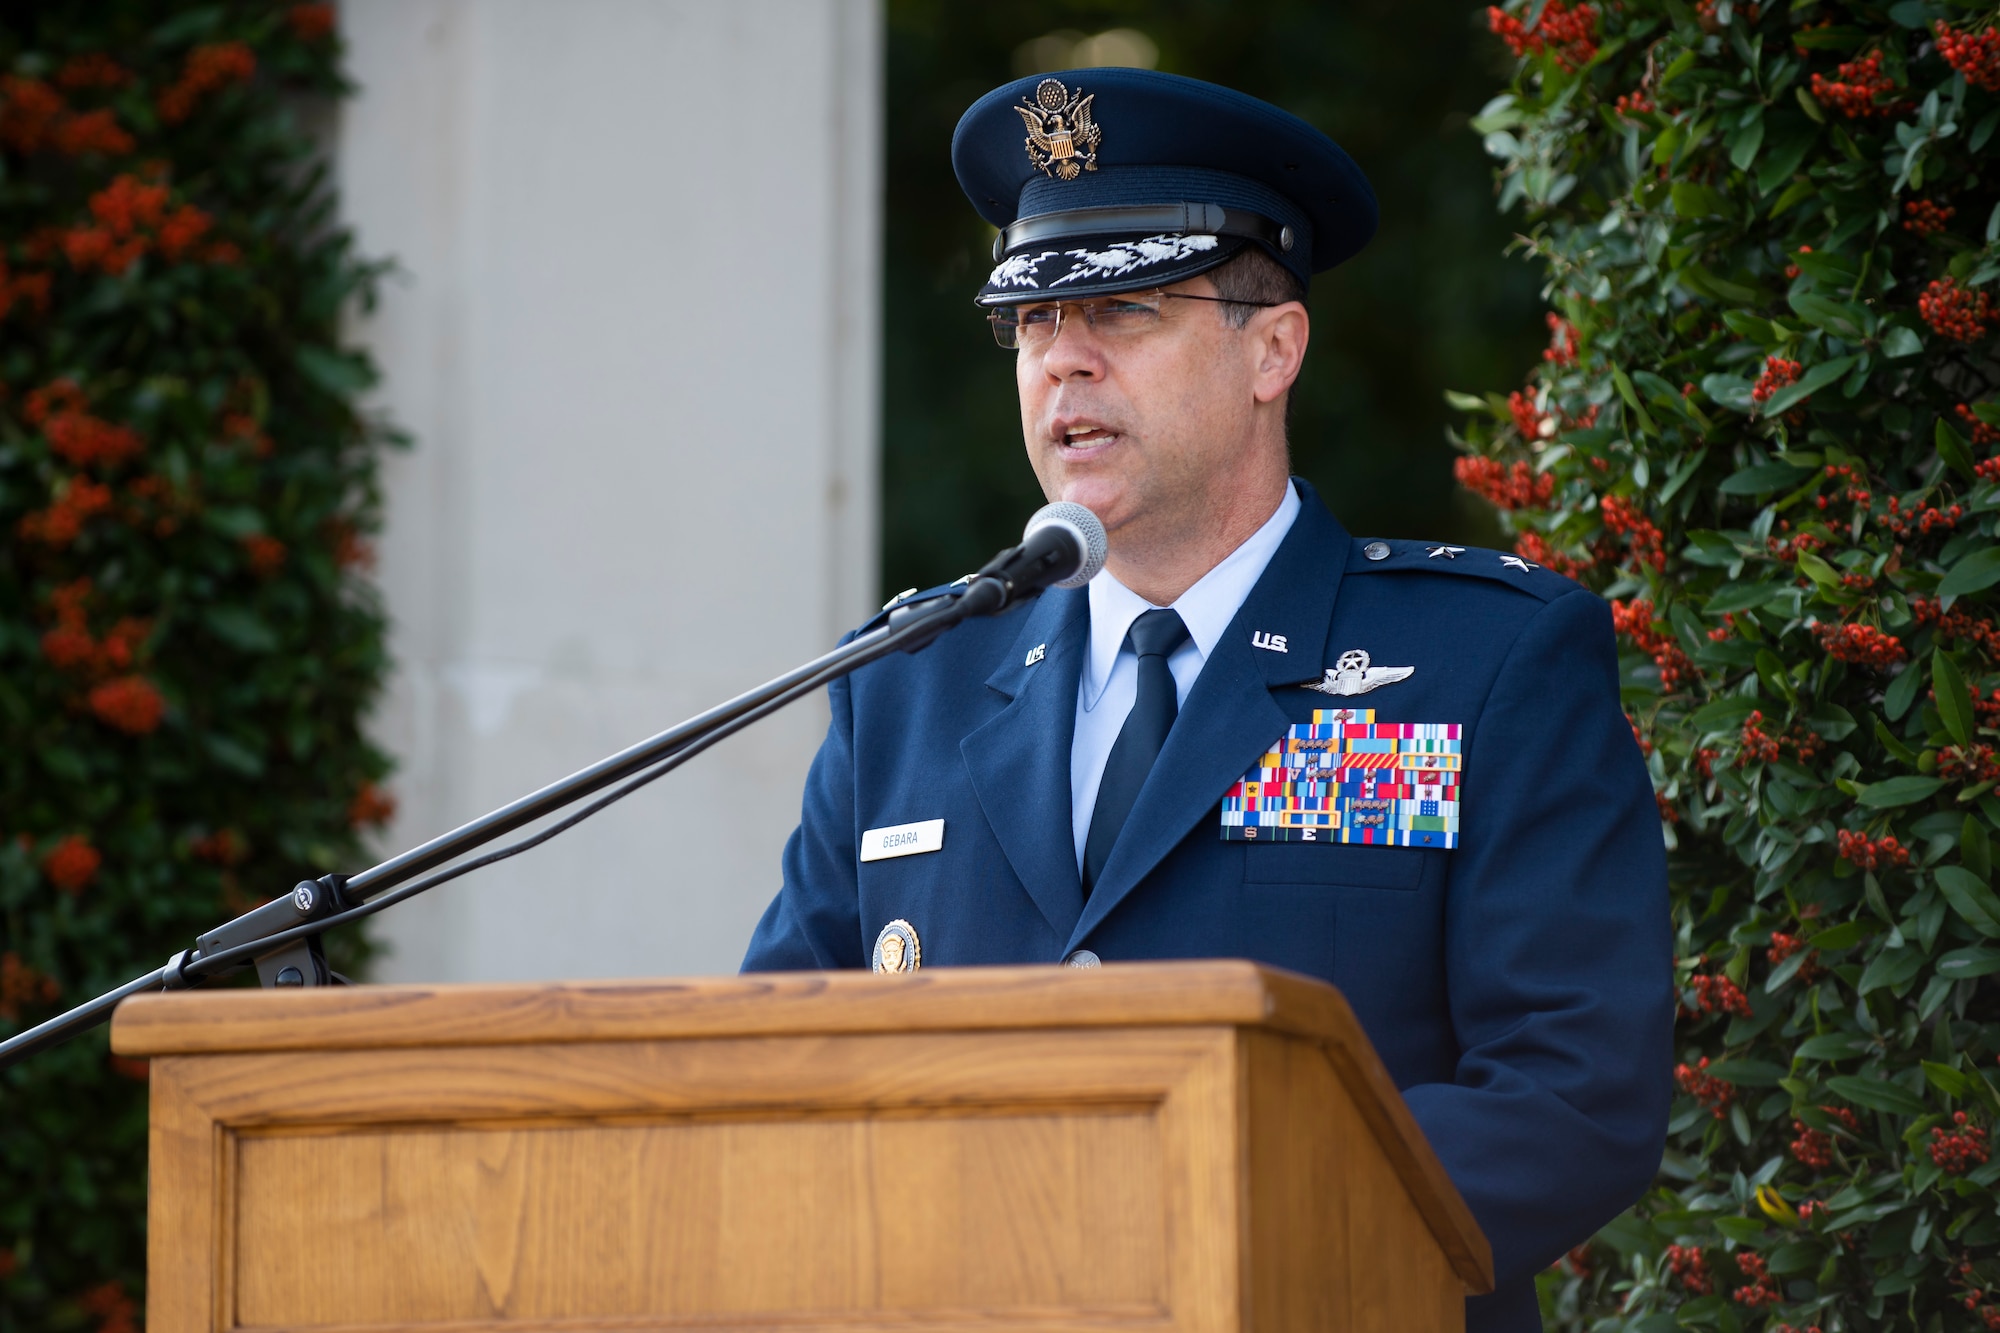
[1016, 78, 1100, 181]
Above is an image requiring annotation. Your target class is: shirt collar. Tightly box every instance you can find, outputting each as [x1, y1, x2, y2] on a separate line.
[1081, 480, 1303, 709]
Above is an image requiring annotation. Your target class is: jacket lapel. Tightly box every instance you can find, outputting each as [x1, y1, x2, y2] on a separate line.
[1067, 483, 1351, 950]
[961, 588, 1090, 941]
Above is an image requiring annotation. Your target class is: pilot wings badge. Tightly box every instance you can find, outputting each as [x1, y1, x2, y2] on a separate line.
[1303, 649, 1415, 698]
[1017, 78, 1100, 181]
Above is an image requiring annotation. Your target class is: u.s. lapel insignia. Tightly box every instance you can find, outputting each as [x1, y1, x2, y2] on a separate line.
[872, 919, 921, 973]
[1016, 78, 1100, 180]
[1025, 643, 1046, 666]
[1304, 649, 1414, 698]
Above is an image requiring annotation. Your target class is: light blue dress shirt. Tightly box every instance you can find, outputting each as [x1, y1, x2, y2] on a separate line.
[1069, 480, 1303, 870]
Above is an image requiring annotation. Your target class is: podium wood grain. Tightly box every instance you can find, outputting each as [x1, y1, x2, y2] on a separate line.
[115, 961, 1491, 1333]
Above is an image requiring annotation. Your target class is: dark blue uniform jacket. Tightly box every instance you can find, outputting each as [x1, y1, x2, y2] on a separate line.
[744, 480, 1672, 1332]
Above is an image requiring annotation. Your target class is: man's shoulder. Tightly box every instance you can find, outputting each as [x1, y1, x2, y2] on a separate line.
[1339, 536, 1586, 607]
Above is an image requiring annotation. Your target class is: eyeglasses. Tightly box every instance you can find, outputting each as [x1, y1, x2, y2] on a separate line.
[987, 290, 1279, 350]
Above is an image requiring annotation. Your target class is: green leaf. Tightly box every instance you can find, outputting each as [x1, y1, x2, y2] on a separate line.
[1965, 816, 1993, 881]
[1718, 462, 1812, 495]
[1924, 1060, 1976, 1098]
[1671, 181, 1731, 218]
[1808, 919, 1879, 951]
[1858, 945, 1926, 994]
[1758, 356, 1860, 418]
[204, 607, 280, 654]
[1935, 650, 1973, 747]
[1825, 1074, 1929, 1116]
[1789, 291, 1868, 338]
[1939, 548, 2000, 601]
[296, 344, 378, 398]
[1938, 945, 2000, 978]
[1857, 775, 1946, 807]
[1609, 365, 1659, 435]
[1707, 1058, 1787, 1086]
[1934, 865, 2000, 938]
[1880, 325, 1923, 358]
[1937, 417, 1978, 482]
[1705, 581, 1785, 614]
[1796, 1032, 1871, 1060]
[1886, 660, 1924, 721]
[1690, 695, 1760, 733]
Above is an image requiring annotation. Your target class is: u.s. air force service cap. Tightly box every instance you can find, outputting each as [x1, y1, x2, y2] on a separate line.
[952, 68, 1377, 307]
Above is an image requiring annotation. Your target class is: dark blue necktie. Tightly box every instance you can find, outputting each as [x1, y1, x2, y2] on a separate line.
[1083, 608, 1190, 896]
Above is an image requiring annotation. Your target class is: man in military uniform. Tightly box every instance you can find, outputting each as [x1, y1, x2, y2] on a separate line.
[744, 68, 1671, 1333]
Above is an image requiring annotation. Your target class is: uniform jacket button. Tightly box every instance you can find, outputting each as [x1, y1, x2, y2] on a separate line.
[1064, 949, 1101, 968]
[1364, 540, 1391, 561]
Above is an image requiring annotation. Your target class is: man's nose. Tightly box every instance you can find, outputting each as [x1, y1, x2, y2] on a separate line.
[1039, 314, 1106, 381]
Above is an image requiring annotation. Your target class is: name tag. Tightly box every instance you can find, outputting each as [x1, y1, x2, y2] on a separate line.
[860, 819, 945, 862]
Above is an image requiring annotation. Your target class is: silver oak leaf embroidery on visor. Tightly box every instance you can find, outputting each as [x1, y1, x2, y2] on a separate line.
[1048, 233, 1220, 287]
[987, 250, 1060, 289]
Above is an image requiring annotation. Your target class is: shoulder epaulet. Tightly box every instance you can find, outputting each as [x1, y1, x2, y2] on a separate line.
[1344, 538, 1579, 604]
[852, 578, 970, 635]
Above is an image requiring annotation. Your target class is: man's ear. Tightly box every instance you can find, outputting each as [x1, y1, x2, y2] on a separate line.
[1250, 303, 1309, 406]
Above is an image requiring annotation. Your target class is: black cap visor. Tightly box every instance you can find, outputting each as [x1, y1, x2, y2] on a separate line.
[977, 231, 1248, 307]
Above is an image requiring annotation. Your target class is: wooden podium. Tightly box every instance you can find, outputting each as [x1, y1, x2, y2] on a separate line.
[113, 961, 1491, 1333]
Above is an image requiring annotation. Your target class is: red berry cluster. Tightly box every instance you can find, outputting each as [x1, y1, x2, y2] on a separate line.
[1920, 277, 1995, 343]
[1732, 1251, 1781, 1307]
[1838, 829, 1910, 869]
[1455, 455, 1555, 509]
[24, 379, 142, 468]
[1797, 1200, 1827, 1223]
[1614, 88, 1655, 116]
[1542, 312, 1579, 366]
[1957, 403, 2000, 447]
[1685, 972, 1753, 1018]
[1791, 1120, 1834, 1169]
[1815, 462, 1871, 512]
[1666, 1244, 1712, 1294]
[1611, 598, 1697, 692]
[1940, 743, 2000, 785]
[1955, 1257, 2000, 1330]
[1487, 1, 1601, 71]
[1601, 494, 1666, 569]
[1931, 1112, 1992, 1174]
[1786, 244, 1813, 280]
[42, 833, 101, 894]
[1813, 620, 1908, 668]
[1879, 495, 1963, 538]
[1903, 198, 1955, 237]
[1768, 931, 1821, 981]
[1810, 50, 1898, 117]
[1911, 597, 2000, 660]
[1936, 21, 2000, 93]
[1766, 524, 1825, 561]
[1513, 530, 1600, 578]
[0, 951, 61, 1022]
[1676, 1057, 1735, 1118]
[1751, 355, 1802, 404]
[1695, 0, 1761, 26]
[1740, 710, 1783, 764]
[1708, 611, 1737, 642]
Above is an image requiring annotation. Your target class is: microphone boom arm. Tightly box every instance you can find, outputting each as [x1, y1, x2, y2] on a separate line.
[0, 578, 1010, 1071]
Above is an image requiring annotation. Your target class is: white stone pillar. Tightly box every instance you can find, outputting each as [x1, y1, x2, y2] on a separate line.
[336, 0, 881, 981]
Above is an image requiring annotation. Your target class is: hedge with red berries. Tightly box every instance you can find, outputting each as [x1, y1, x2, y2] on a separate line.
[0, 5, 393, 1328]
[1464, 1, 2000, 1327]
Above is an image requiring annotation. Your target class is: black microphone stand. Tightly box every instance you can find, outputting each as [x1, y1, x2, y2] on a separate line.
[0, 576, 1014, 1071]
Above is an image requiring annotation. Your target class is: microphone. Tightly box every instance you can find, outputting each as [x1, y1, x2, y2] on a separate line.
[967, 501, 1108, 609]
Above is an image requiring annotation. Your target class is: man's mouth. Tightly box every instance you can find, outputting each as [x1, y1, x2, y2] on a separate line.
[1060, 424, 1118, 449]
